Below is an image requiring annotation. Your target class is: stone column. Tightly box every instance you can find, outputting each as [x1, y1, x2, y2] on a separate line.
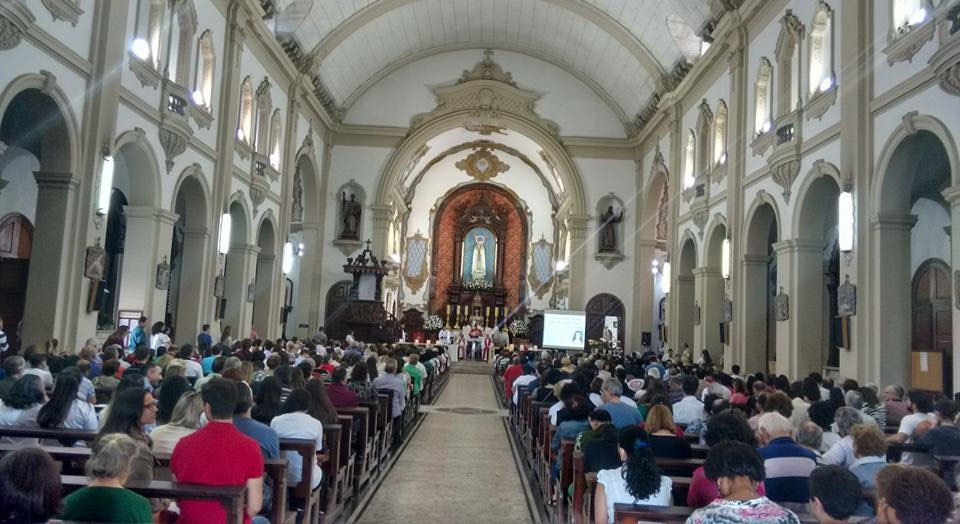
[694, 267, 724, 362]
[674, 274, 695, 351]
[370, 204, 393, 258]
[175, 226, 210, 342]
[224, 244, 259, 338]
[633, 238, 658, 349]
[869, 213, 916, 388]
[774, 239, 824, 378]
[725, 31, 748, 360]
[293, 222, 322, 338]
[566, 215, 591, 309]
[738, 254, 769, 375]
[252, 253, 278, 338]
[943, 185, 960, 392]
[21, 171, 80, 347]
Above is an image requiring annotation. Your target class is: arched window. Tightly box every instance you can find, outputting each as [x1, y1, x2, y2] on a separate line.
[193, 30, 215, 110]
[755, 58, 773, 135]
[892, 0, 930, 35]
[131, 0, 166, 68]
[808, 3, 834, 96]
[269, 110, 282, 170]
[683, 130, 696, 189]
[713, 100, 728, 165]
[696, 100, 712, 176]
[775, 11, 802, 117]
[237, 77, 253, 143]
[254, 79, 273, 155]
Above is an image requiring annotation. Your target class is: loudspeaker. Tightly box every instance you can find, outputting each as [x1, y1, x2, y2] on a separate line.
[641, 332, 651, 346]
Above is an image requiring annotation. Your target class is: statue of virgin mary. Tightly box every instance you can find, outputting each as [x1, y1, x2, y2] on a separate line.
[471, 234, 486, 282]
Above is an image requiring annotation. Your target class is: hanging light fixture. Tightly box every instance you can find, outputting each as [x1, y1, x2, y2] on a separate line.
[218, 212, 232, 255]
[721, 238, 731, 279]
[838, 190, 854, 252]
[96, 152, 114, 216]
[661, 262, 671, 294]
[282, 241, 294, 274]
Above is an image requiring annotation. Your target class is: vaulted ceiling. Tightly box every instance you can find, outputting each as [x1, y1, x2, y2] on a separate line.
[269, 0, 712, 122]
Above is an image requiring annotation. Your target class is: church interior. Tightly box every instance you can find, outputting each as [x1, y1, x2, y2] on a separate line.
[0, 0, 960, 523]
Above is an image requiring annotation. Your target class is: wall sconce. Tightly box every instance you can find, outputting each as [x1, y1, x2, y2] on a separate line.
[650, 259, 659, 275]
[218, 210, 232, 255]
[555, 259, 568, 272]
[721, 237, 731, 279]
[96, 149, 114, 217]
[838, 190, 854, 252]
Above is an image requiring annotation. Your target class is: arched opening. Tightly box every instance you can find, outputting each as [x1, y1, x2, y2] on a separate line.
[0, 213, 33, 352]
[675, 237, 697, 353]
[222, 200, 249, 337]
[251, 218, 277, 338]
[743, 202, 779, 374]
[875, 129, 953, 392]
[796, 175, 841, 375]
[325, 280, 353, 330]
[0, 86, 74, 348]
[703, 223, 727, 362]
[167, 174, 208, 342]
[288, 153, 320, 337]
[97, 189, 128, 330]
[586, 293, 625, 350]
[638, 164, 668, 351]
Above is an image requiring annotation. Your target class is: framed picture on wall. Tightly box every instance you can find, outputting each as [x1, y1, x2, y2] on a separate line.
[117, 310, 143, 346]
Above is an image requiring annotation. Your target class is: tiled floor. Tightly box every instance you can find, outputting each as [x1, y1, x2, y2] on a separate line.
[354, 372, 533, 523]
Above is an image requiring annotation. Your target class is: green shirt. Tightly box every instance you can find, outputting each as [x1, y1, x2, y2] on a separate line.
[404, 363, 422, 395]
[61, 486, 153, 523]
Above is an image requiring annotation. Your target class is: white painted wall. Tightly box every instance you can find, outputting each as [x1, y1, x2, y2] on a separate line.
[0, 147, 40, 223]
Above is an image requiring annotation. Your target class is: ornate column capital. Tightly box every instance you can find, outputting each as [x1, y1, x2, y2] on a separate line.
[870, 213, 918, 231]
[33, 171, 80, 189]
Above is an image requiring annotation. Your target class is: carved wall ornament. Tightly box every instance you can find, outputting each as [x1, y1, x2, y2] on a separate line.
[838, 274, 857, 317]
[930, 12, 960, 96]
[771, 158, 801, 203]
[155, 257, 171, 290]
[528, 237, 555, 299]
[455, 148, 510, 182]
[249, 175, 269, 212]
[901, 110, 920, 135]
[464, 123, 507, 135]
[694, 302, 701, 325]
[41, 0, 83, 26]
[0, 1, 35, 51]
[457, 49, 517, 87]
[692, 207, 710, 238]
[775, 287, 790, 321]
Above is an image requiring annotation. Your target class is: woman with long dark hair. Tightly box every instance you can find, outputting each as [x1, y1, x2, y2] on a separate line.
[366, 356, 379, 382]
[37, 373, 98, 432]
[155, 375, 191, 425]
[304, 377, 339, 425]
[97, 388, 156, 483]
[252, 376, 283, 425]
[348, 364, 378, 401]
[593, 426, 672, 524]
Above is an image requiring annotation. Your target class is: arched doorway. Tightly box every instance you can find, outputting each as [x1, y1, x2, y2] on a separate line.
[873, 126, 954, 391]
[0, 213, 32, 352]
[675, 237, 697, 353]
[703, 223, 727, 362]
[97, 189, 128, 330]
[222, 200, 250, 338]
[167, 172, 208, 342]
[0, 84, 75, 347]
[251, 218, 277, 338]
[324, 280, 352, 330]
[795, 174, 841, 375]
[743, 201, 779, 375]
[912, 259, 952, 393]
[585, 293, 625, 349]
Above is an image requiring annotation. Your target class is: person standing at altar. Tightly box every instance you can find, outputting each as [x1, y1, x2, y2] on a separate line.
[468, 323, 483, 360]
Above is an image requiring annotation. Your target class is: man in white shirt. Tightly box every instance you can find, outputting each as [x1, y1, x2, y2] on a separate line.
[672, 375, 705, 425]
[512, 366, 537, 405]
[269, 390, 323, 489]
[178, 345, 204, 379]
[888, 389, 937, 466]
[23, 351, 53, 389]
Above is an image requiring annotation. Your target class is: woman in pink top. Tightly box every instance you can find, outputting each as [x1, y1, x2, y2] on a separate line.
[687, 411, 766, 508]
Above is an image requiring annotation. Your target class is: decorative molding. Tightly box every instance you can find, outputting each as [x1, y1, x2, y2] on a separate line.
[770, 158, 801, 203]
[332, 238, 362, 257]
[458, 49, 516, 86]
[189, 101, 214, 129]
[40, 0, 82, 26]
[692, 206, 710, 238]
[901, 110, 920, 135]
[804, 85, 837, 121]
[0, 0, 35, 50]
[884, 19, 936, 65]
[454, 148, 510, 182]
[929, 16, 960, 96]
[128, 53, 162, 89]
[750, 128, 774, 156]
[595, 251, 625, 270]
[236, 139, 252, 161]
[409, 50, 561, 139]
[249, 175, 269, 212]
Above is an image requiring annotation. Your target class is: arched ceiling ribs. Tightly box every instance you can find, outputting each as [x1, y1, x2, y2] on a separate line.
[341, 43, 629, 124]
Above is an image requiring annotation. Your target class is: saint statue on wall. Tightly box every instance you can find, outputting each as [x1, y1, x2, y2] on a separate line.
[598, 205, 623, 253]
[340, 192, 361, 240]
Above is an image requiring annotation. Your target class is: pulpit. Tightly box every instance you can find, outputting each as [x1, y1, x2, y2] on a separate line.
[325, 241, 401, 342]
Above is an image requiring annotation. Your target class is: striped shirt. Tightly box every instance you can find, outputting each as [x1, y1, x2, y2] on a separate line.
[758, 437, 818, 504]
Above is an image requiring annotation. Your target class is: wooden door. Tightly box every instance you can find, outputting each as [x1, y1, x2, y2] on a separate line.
[585, 293, 625, 349]
[0, 214, 33, 352]
[912, 260, 953, 393]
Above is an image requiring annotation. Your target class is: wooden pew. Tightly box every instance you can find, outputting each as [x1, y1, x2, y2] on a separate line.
[654, 457, 704, 478]
[614, 503, 822, 524]
[358, 398, 384, 475]
[529, 401, 551, 466]
[934, 454, 960, 491]
[335, 414, 356, 503]
[61, 474, 247, 523]
[377, 388, 399, 449]
[554, 439, 575, 522]
[277, 438, 320, 524]
[886, 442, 927, 463]
[691, 444, 709, 459]
[0, 427, 97, 442]
[338, 406, 372, 492]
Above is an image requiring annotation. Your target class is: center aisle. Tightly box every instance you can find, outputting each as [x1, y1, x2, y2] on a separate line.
[353, 365, 535, 523]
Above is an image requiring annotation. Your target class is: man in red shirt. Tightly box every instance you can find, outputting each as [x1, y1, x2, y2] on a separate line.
[325, 366, 359, 408]
[171, 377, 264, 524]
[502, 356, 523, 402]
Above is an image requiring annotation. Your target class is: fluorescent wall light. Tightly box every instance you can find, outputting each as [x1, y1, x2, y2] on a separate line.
[721, 238, 731, 279]
[97, 154, 114, 216]
[282, 242, 294, 274]
[218, 213, 232, 255]
[838, 191, 854, 252]
[662, 262, 671, 294]
[819, 76, 833, 92]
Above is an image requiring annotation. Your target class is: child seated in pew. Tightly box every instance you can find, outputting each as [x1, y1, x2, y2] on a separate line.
[594, 426, 672, 524]
[60, 433, 153, 523]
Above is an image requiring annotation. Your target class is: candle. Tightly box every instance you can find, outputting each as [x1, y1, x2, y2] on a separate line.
[446, 304, 451, 315]
[486, 306, 490, 316]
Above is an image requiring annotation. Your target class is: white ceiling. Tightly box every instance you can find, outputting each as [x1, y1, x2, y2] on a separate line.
[273, 0, 711, 120]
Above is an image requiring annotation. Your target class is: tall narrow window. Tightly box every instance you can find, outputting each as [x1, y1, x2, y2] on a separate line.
[683, 131, 696, 189]
[892, 0, 929, 35]
[254, 79, 273, 155]
[131, 0, 167, 67]
[193, 30, 215, 110]
[168, 0, 197, 85]
[269, 110, 282, 170]
[237, 77, 253, 143]
[808, 2, 834, 96]
[713, 100, 727, 165]
[696, 100, 712, 176]
[755, 58, 773, 135]
[775, 12, 802, 116]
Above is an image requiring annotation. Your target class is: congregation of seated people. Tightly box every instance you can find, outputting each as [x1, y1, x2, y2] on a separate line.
[497, 346, 960, 523]
[0, 323, 448, 523]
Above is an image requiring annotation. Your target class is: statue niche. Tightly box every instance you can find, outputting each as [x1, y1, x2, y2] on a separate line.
[333, 180, 365, 254]
[595, 193, 626, 269]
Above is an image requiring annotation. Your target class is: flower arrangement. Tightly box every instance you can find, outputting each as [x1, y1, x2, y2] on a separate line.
[509, 319, 528, 337]
[464, 278, 493, 290]
[423, 314, 444, 330]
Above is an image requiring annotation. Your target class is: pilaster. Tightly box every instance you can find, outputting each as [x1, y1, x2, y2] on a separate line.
[693, 266, 724, 362]
[566, 214, 591, 309]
